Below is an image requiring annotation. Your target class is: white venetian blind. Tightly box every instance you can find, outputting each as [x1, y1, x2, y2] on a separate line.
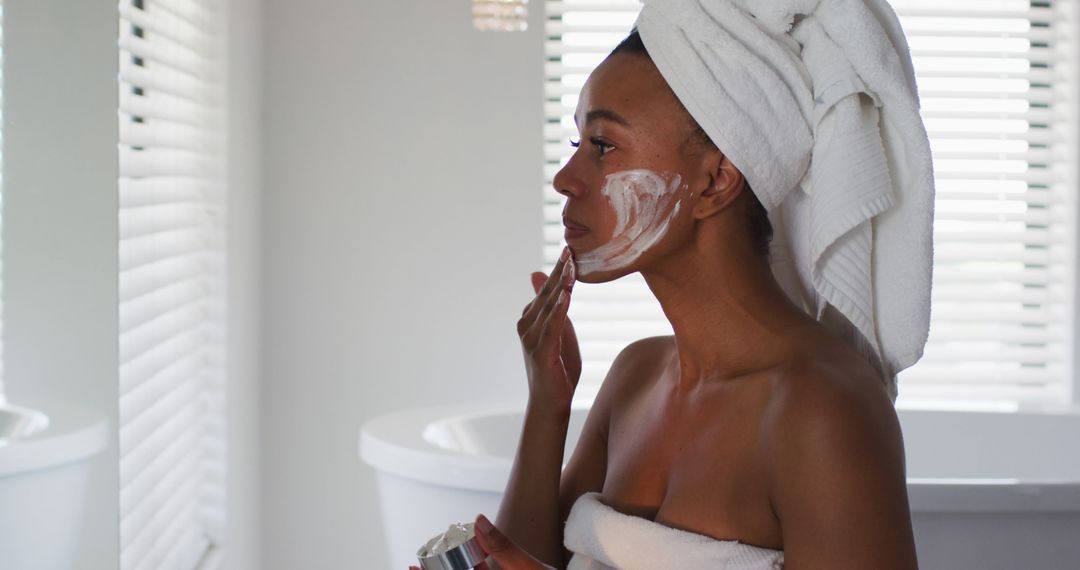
[118, 0, 226, 568]
[543, 0, 1078, 411]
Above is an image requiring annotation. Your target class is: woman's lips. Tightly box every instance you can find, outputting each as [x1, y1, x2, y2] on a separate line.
[565, 226, 591, 240]
[563, 217, 590, 241]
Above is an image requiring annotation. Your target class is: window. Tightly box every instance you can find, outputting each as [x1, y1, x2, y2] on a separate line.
[543, 0, 1079, 411]
[118, 0, 226, 567]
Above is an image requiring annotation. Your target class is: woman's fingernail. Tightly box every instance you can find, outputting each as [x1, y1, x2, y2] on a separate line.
[477, 514, 494, 535]
[559, 247, 570, 263]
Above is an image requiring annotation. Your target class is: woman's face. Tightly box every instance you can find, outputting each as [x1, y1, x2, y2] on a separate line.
[554, 52, 708, 282]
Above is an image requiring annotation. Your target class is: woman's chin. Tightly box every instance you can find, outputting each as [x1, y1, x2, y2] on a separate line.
[573, 264, 636, 284]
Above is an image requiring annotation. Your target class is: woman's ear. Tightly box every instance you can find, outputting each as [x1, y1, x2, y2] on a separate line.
[693, 151, 746, 220]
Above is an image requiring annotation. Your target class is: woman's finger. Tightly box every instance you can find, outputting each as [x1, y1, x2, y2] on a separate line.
[518, 247, 570, 323]
[538, 285, 571, 347]
[536, 247, 569, 295]
[473, 514, 547, 569]
[517, 275, 557, 338]
[531, 247, 569, 300]
[562, 317, 582, 382]
[522, 267, 573, 349]
[518, 248, 571, 328]
[531, 247, 575, 294]
[530, 271, 547, 295]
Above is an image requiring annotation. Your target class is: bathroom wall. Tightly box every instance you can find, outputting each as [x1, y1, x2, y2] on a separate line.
[3, 1, 121, 566]
[260, 0, 545, 567]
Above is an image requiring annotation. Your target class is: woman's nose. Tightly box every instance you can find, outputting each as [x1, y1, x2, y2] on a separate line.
[553, 159, 586, 198]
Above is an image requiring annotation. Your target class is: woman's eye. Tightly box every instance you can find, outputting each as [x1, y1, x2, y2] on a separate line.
[568, 137, 613, 157]
[591, 137, 614, 156]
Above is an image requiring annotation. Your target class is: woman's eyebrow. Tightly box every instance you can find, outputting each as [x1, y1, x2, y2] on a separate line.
[574, 108, 632, 128]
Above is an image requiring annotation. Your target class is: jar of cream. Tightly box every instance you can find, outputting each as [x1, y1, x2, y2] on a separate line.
[416, 522, 488, 570]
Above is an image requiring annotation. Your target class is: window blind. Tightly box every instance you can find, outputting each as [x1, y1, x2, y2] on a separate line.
[543, 0, 1078, 411]
[118, 0, 226, 568]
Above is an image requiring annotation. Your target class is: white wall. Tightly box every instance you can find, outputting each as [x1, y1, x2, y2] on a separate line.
[3, 1, 121, 567]
[225, 0, 265, 567]
[260, 0, 545, 567]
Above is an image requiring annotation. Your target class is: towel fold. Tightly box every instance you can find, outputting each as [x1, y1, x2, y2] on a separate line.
[635, 0, 936, 401]
[564, 491, 786, 569]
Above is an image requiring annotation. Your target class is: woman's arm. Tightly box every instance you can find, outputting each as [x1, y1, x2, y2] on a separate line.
[495, 402, 574, 568]
[497, 336, 652, 569]
[763, 365, 919, 569]
[497, 250, 579, 567]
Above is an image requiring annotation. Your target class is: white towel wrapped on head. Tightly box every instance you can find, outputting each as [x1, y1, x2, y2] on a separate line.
[634, 0, 936, 401]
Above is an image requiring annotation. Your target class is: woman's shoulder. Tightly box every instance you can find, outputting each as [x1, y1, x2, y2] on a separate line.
[758, 329, 911, 566]
[774, 322, 888, 400]
[603, 334, 676, 379]
[593, 335, 675, 407]
[626, 334, 676, 360]
[761, 324, 903, 462]
[611, 334, 675, 381]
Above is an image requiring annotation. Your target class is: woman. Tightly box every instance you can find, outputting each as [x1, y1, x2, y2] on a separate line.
[413, 2, 929, 567]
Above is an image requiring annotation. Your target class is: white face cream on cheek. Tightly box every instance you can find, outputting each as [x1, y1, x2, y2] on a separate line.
[575, 169, 685, 277]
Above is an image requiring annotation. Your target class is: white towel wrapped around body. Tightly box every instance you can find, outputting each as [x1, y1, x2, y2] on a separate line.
[564, 492, 786, 569]
[634, 0, 936, 401]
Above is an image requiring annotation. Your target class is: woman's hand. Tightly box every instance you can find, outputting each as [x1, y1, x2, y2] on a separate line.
[473, 514, 557, 569]
[518, 246, 581, 414]
[407, 515, 555, 570]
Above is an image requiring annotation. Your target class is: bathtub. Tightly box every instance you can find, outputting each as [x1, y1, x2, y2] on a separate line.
[361, 402, 1080, 570]
[0, 399, 108, 570]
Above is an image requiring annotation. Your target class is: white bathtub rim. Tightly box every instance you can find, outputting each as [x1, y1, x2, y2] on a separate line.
[361, 401, 594, 492]
[360, 402, 1080, 511]
[0, 399, 108, 478]
[0, 401, 50, 442]
[360, 403, 523, 493]
[362, 429, 511, 493]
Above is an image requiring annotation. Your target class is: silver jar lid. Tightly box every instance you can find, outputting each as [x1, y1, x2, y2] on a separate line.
[417, 523, 488, 570]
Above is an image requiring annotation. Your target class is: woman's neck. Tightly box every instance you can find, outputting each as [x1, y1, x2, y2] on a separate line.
[640, 236, 814, 390]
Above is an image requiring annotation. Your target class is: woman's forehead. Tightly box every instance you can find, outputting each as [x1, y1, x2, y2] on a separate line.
[575, 54, 684, 131]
